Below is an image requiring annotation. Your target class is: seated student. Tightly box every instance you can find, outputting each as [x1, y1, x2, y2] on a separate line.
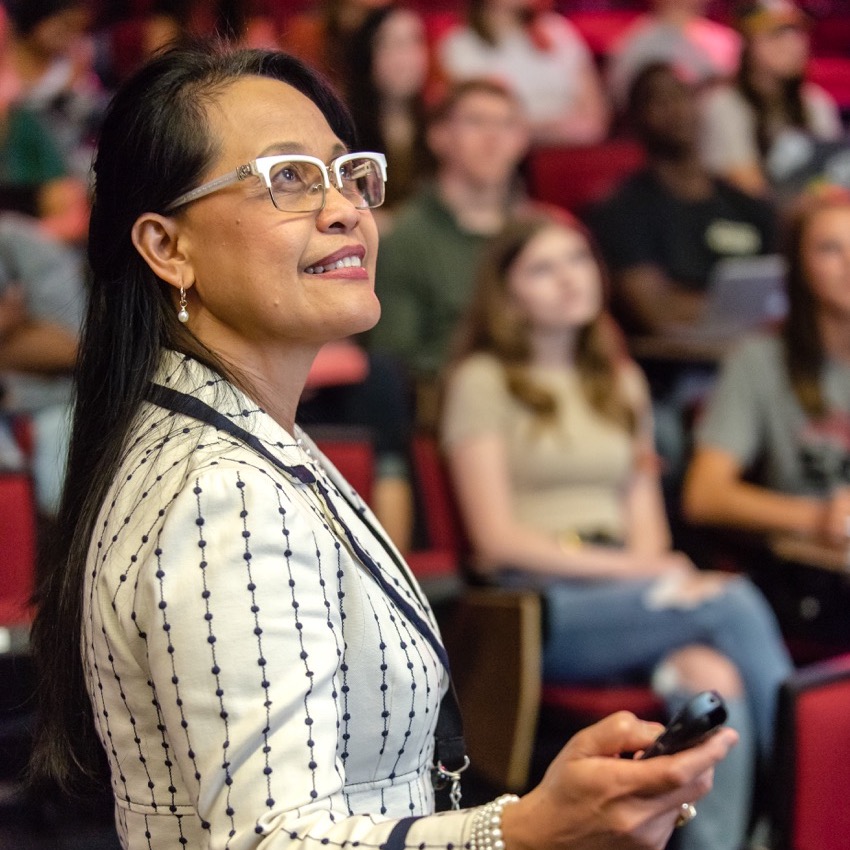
[590, 62, 778, 477]
[685, 187, 850, 542]
[435, 0, 609, 147]
[280, 0, 393, 93]
[369, 78, 531, 423]
[0, 211, 83, 516]
[592, 62, 777, 337]
[440, 210, 792, 850]
[344, 4, 431, 228]
[607, 0, 741, 110]
[700, 0, 843, 200]
[297, 339, 414, 554]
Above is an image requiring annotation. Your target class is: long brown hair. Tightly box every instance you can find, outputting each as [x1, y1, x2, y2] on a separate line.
[781, 188, 850, 418]
[736, 40, 808, 160]
[449, 210, 637, 433]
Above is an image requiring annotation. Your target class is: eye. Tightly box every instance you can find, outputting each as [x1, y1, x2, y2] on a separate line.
[269, 161, 319, 194]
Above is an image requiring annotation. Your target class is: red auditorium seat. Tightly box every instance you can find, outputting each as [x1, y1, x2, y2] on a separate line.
[527, 140, 646, 215]
[565, 9, 642, 59]
[407, 434, 663, 791]
[0, 473, 36, 627]
[807, 56, 850, 112]
[772, 653, 850, 850]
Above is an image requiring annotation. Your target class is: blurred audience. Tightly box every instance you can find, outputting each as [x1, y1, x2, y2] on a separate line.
[298, 340, 415, 554]
[607, 0, 741, 109]
[1, 0, 107, 179]
[436, 0, 609, 146]
[345, 4, 430, 226]
[0, 212, 83, 517]
[439, 210, 792, 850]
[280, 0, 393, 93]
[700, 0, 843, 199]
[685, 187, 850, 542]
[369, 78, 531, 424]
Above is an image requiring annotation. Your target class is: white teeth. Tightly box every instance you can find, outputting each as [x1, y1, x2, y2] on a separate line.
[305, 256, 363, 274]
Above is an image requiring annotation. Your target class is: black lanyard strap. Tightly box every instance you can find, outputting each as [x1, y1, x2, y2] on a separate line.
[145, 382, 468, 774]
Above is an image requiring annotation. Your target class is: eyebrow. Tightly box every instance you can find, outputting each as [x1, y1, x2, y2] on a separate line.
[257, 141, 349, 159]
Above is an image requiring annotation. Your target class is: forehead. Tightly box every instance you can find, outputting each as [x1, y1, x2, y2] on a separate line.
[805, 205, 850, 236]
[450, 90, 520, 118]
[204, 75, 344, 165]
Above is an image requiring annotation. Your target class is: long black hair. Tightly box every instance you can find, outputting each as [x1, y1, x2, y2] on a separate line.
[29, 41, 356, 792]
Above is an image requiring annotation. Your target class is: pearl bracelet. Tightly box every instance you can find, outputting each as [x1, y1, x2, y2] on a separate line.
[469, 794, 520, 850]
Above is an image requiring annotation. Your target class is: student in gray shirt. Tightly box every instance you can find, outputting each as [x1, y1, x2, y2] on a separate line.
[0, 212, 83, 513]
[685, 188, 850, 543]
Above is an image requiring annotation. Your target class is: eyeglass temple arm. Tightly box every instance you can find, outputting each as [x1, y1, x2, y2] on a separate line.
[165, 164, 255, 211]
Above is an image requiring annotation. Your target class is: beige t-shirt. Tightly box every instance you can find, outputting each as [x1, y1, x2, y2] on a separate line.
[440, 352, 649, 542]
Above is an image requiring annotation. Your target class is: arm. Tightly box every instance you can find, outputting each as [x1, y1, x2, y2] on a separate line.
[531, 63, 610, 147]
[371, 474, 414, 555]
[683, 445, 828, 537]
[616, 265, 707, 334]
[0, 319, 77, 372]
[623, 433, 672, 557]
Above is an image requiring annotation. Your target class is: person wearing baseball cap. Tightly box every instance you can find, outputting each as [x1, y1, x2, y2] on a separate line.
[700, 0, 842, 198]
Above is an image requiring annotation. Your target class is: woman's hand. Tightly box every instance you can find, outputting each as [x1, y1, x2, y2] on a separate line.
[500, 711, 737, 850]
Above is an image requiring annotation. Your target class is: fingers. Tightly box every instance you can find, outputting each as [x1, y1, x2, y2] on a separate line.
[562, 711, 665, 760]
[635, 727, 739, 800]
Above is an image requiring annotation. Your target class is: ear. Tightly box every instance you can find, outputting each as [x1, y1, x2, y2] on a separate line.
[426, 122, 449, 160]
[131, 212, 193, 292]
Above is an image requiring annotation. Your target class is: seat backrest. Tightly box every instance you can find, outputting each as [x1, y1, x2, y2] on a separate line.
[772, 653, 850, 850]
[410, 434, 467, 558]
[0, 473, 36, 626]
[310, 424, 376, 505]
[527, 140, 646, 215]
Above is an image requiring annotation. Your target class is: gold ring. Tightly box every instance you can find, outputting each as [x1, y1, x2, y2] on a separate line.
[675, 803, 697, 828]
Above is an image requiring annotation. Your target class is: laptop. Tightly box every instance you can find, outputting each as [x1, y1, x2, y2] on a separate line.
[671, 253, 788, 342]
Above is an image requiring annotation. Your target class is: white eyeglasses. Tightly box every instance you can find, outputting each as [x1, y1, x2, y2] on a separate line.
[165, 151, 388, 213]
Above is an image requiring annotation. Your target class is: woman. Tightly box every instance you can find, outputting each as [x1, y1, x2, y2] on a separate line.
[436, 0, 609, 147]
[685, 188, 850, 542]
[440, 211, 792, 850]
[29, 43, 734, 850]
[345, 4, 430, 222]
[700, 0, 842, 198]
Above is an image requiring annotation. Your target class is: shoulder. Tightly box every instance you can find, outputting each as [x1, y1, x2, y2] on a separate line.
[702, 84, 749, 116]
[724, 331, 784, 376]
[448, 352, 507, 387]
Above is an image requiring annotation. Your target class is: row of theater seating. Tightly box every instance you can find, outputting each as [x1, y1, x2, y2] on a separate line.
[2, 421, 850, 847]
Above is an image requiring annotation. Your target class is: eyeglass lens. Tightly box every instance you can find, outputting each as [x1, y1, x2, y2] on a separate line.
[267, 156, 385, 212]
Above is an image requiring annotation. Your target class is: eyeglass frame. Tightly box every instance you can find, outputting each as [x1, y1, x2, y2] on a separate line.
[164, 150, 388, 213]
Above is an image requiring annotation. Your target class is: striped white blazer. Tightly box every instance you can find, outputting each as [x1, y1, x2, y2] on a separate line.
[82, 351, 475, 850]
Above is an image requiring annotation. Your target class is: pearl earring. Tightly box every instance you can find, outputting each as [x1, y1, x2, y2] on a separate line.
[177, 287, 189, 323]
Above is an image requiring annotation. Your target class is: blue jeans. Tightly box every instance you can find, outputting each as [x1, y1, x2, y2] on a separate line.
[538, 574, 792, 759]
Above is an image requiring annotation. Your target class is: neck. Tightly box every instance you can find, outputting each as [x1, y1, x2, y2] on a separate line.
[483, 8, 523, 37]
[529, 327, 579, 368]
[652, 153, 713, 199]
[192, 325, 316, 435]
[818, 310, 850, 365]
[748, 68, 784, 101]
[437, 170, 513, 235]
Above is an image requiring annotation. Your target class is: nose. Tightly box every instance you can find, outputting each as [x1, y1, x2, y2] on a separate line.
[316, 182, 361, 232]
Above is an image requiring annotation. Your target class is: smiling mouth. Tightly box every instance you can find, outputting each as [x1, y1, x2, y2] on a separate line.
[305, 256, 364, 274]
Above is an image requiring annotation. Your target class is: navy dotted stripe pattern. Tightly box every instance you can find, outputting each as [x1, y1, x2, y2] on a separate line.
[83, 353, 473, 850]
